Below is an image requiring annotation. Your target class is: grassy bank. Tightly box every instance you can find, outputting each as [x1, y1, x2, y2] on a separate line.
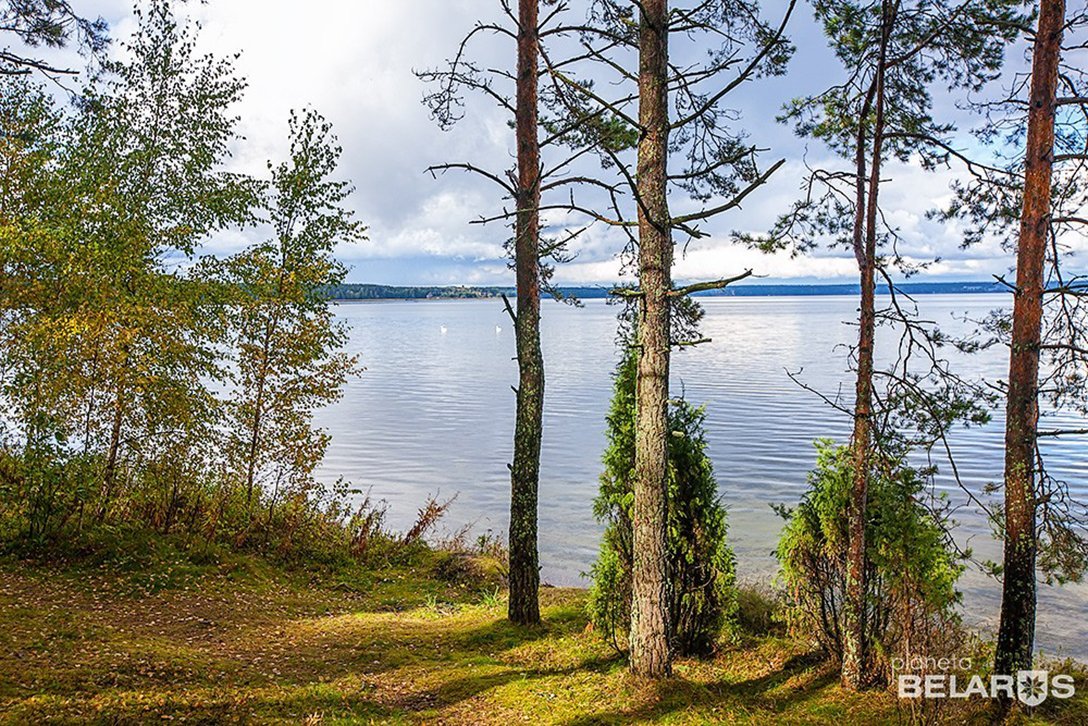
[0, 547, 1084, 724]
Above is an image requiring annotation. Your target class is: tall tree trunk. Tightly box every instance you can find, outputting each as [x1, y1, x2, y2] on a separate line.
[843, 224, 876, 691]
[994, 0, 1065, 685]
[508, 0, 544, 627]
[629, 0, 673, 679]
[842, 0, 892, 691]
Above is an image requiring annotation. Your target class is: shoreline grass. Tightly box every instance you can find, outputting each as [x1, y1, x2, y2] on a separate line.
[0, 546, 1084, 724]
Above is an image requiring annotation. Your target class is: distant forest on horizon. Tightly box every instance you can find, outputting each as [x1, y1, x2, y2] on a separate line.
[323, 280, 1010, 300]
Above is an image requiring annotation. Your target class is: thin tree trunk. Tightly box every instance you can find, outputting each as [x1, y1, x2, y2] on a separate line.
[842, 0, 892, 691]
[629, 0, 673, 679]
[83, 351, 100, 453]
[245, 371, 267, 506]
[508, 0, 544, 626]
[245, 303, 282, 508]
[98, 386, 125, 520]
[994, 0, 1065, 686]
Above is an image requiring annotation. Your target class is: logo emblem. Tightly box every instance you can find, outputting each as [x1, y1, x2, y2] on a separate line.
[1017, 670, 1049, 706]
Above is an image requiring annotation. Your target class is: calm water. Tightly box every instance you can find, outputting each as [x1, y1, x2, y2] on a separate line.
[315, 295, 1087, 659]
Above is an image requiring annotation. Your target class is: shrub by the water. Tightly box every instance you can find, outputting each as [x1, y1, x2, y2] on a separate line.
[776, 440, 965, 681]
[587, 350, 736, 657]
[0, 437, 469, 572]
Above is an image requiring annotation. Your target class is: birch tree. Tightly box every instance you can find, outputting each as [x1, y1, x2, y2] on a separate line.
[71, 0, 251, 516]
[221, 109, 364, 515]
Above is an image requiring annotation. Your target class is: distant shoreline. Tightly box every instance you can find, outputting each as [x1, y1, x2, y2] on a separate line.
[324, 280, 1010, 301]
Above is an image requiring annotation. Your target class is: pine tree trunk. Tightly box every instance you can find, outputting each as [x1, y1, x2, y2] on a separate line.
[842, 0, 892, 691]
[629, 0, 673, 679]
[994, 0, 1065, 686]
[842, 249, 876, 689]
[507, 0, 543, 627]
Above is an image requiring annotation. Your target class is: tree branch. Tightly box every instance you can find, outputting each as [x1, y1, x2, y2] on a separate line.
[671, 159, 786, 226]
[668, 269, 754, 297]
[426, 162, 516, 195]
[500, 293, 518, 325]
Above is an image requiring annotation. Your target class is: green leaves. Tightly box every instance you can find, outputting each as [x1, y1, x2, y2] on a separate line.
[0, 4, 363, 556]
[221, 108, 364, 506]
[81, 0, 253, 258]
[588, 346, 736, 657]
[777, 440, 965, 664]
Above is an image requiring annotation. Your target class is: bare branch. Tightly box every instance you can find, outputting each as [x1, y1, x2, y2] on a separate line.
[500, 293, 518, 325]
[671, 158, 786, 226]
[426, 162, 516, 196]
[668, 269, 754, 297]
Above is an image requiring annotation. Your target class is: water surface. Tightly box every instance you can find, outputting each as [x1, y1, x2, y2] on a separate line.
[316, 295, 1087, 659]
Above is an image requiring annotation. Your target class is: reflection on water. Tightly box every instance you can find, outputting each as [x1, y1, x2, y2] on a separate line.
[315, 295, 1087, 659]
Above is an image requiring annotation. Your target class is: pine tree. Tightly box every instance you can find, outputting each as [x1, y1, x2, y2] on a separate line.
[588, 346, 736, 658]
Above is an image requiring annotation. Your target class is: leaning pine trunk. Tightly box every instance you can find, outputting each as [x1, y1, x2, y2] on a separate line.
[842, 0, 892, 691]
[629, 0, 673, 679]
[507, 0, 544, 626]
[995, 0, 1065, 685]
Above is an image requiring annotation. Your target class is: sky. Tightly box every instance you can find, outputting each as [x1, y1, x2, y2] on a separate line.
[27, 1, 1055, 286]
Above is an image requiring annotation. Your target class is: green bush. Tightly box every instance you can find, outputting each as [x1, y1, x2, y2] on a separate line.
[734, 583, 785, 637]
[587, 350, 736, 657]
[0, 442, 402, 569]
[776, 440, 964, 677]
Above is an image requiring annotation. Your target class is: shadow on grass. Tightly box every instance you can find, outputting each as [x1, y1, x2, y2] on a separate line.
[406, 653, 620, 715]
[266, 602, 587, 680]
[0, 585, 612, 723]
[561, 651, 836, 726]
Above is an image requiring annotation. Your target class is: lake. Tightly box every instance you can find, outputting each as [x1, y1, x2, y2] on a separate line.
[315, 294, 1087, 660]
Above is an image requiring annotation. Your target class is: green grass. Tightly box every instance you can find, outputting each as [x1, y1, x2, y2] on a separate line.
[0, 551, 1084, 724]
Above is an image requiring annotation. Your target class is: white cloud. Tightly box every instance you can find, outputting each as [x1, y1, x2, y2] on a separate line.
[38, 1, 1049, 285]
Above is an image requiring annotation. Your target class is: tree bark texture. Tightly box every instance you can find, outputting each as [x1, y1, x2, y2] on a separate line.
[629, 0, 673, 679]
[995, 0, 1065, 682]
[842, 0, 893, 691]
[507, 0, 544, 627]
